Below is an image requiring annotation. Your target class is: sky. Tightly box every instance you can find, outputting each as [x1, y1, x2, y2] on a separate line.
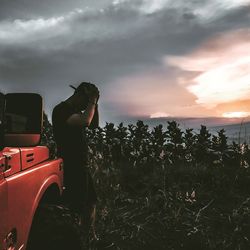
[0, 0, 250, 125]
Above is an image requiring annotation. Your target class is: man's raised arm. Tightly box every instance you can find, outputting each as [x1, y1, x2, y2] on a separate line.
[66, 84, 99, 127]
[89, 105, 99, 129]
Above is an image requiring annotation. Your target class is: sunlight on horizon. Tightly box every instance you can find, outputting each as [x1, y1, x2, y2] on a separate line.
[150, 112, 170, 118]
[222, 111, 250, 118]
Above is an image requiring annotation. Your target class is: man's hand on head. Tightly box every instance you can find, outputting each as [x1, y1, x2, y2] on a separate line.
[66, 82, 100, 127]
[84, 83, 99, 104]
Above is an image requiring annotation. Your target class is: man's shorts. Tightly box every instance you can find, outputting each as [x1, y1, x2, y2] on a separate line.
[62, 158, 98, 212]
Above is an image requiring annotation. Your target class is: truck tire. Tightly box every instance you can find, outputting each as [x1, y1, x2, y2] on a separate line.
[27, 204, 85, 250]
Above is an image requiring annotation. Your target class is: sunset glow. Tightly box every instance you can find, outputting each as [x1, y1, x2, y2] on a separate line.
[150, 112, 170, 118]
[188, 56, 250, 106]
[222, 112, 250, 118]
[167, 29, 250, 108]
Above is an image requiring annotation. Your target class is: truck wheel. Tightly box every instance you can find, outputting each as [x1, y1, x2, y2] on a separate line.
[27, 204, 85, 250]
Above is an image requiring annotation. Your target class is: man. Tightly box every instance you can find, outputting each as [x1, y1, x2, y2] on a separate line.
[52, 82, 100, 243]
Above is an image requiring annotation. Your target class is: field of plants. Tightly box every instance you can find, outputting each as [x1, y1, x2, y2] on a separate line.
[42, 114, 250, 250]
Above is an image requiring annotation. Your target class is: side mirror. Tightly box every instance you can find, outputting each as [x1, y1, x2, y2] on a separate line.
[0, 93, 5, 150]
[4, 93, 43, 147]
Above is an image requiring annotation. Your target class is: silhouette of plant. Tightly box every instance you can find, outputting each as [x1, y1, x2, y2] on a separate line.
[41, 116, 250, 250]
[41, 112, 56, 158]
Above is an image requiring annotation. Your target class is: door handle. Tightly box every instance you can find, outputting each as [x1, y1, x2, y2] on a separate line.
[3, 154, 12, 160]
[0, 163, 10, 172]
[0, 163, 5, 171]
[2, 154, 12, 171]
[5, 228, 17, 249]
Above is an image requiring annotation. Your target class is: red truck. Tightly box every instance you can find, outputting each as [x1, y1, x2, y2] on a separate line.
[0, 93, 84, 250]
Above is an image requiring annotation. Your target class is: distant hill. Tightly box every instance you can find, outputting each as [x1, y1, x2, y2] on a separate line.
[146, 116, 250, 129]
[209, 121, 250, 144]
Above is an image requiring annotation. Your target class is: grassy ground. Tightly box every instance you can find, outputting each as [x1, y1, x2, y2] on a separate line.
[93, 161, 250, 250]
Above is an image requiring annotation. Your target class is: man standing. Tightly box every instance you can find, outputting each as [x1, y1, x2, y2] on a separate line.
[52, 82, 100, 243]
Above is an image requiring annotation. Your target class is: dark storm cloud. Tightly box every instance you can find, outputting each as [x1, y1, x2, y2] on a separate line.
[0, 0, 112, 20]
[1, 2, 249, 79]
[215, 5, 250, 28]
[0, 0, 250, 122]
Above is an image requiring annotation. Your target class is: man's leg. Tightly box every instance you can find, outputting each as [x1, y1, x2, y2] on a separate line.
[83, 171, 115, 248]
[85, 203, 97, 240]
[81, 169, 98, 241]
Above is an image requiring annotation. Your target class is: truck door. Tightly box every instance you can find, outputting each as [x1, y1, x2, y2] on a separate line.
[0, 92, 8, 250]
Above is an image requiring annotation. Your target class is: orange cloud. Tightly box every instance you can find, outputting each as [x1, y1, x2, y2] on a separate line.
[105, 70, 215, 118]
[215, 99, 250, 116]
[105, 28, 250, 118]
[166, 29, 250, 108]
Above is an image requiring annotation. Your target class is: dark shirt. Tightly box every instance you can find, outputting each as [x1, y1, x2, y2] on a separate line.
[52, 101, 88, 165]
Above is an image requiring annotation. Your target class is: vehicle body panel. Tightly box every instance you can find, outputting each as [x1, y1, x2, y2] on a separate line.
[0, 153, 8, 250]
[2, 147, 21, 178]
[20, 146, 49, 171]
[0, 93, 64, 250]
[6, 156, 63, 250]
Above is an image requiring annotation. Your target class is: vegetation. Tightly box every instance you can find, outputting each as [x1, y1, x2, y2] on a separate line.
[42, 115, 250, 250]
